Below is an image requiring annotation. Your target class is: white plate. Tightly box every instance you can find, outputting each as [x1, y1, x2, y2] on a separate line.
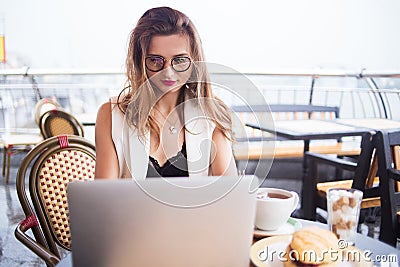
[254, 217, 302, 238]
[250, 235, 371, 267]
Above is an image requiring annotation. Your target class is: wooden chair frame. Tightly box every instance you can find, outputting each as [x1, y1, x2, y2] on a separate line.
[376, 129, 400, 247]
[14, 135, 95, 266]
[303, 132, 379, 221]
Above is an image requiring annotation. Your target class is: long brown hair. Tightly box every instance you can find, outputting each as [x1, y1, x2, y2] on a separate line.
[118, 6, 232, 140]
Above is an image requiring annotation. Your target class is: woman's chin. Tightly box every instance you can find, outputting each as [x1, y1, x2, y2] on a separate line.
[155, 84, 184, 95]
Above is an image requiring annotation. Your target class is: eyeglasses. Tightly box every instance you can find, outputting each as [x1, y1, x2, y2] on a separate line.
[145, 55, 192, 72]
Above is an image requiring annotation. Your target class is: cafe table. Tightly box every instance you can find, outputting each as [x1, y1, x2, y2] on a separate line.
[57, 219, 398, 267]
[246, 118, 400, 217]
[250, 219, 399, 266]
[246, 120, 369, 142]
[246, 119, 371, 216]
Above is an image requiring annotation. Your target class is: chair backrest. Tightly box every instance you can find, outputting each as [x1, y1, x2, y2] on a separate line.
[39, 109, 84, 139]
[351, 132, 379, 196]
[16, 135, 96, 258]
[376, 129, 400, 247]
[34, 98, 62, 126]
[304, 132, 378, 220]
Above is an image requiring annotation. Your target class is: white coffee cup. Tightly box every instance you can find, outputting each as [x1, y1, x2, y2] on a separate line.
[255, 188, 299, 231]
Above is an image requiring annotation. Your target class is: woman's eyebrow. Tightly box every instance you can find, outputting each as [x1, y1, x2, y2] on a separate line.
[173, 53, 190, 57]
[147, 53, 190, 57]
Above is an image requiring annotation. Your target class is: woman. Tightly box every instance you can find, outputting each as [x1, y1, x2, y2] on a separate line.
[95, 6, 237, 179]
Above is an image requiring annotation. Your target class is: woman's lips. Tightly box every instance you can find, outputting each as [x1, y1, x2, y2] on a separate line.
[161, 80, 177, 86]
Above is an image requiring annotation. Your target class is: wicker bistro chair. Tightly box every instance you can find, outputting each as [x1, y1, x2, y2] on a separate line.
[34, 98, 62, 126]
[39, 109, 85, 139]
[15, 135, 95, 266]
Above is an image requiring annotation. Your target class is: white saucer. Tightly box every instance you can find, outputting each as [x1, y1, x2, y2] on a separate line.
[253, 217, 302, 238]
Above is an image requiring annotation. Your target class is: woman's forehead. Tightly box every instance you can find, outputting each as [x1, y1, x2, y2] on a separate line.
[147, 34, 190, 57]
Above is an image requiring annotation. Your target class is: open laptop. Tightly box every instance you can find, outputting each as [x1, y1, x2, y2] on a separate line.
[67, 175, 257, 267]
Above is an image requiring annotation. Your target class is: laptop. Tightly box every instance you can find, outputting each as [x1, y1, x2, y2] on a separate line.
[67, 175, 257, 267]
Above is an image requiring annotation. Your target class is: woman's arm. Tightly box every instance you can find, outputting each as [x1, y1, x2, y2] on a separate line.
[210, 128, 238, 176]
[94, 102, 119, 179]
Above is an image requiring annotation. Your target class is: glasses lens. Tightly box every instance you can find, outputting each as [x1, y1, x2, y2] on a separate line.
[145, 56, 164, 72]
[172, 57, 191, 72]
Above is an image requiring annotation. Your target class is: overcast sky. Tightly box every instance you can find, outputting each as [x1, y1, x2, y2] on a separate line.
[1, 0, 399, 72]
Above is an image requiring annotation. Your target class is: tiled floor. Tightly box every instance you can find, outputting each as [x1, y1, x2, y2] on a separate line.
[0, 151, 396, 266]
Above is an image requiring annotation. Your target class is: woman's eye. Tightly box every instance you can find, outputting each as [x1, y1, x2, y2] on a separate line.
[174, 57, 187, 64]
[150, 58, 163, 65]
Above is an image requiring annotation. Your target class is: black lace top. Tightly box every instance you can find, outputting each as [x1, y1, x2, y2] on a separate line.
[146, 142, 189, 177]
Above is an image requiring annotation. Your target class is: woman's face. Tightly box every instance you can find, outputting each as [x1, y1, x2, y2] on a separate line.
[146, 34, 192, 94]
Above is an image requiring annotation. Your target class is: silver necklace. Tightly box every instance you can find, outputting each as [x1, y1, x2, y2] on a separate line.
[154, 107, 179, 135]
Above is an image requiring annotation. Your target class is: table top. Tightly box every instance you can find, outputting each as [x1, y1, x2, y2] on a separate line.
[56, 219, 399, 267]
[247, 119, 371, 140]
[0, 133, 43, 146]
[336, 118, 400, 130]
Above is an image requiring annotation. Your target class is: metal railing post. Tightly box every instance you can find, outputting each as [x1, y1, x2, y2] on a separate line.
[361, 72, 388, 119]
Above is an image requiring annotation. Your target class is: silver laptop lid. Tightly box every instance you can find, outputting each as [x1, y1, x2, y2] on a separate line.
[67, 175, 257, 267]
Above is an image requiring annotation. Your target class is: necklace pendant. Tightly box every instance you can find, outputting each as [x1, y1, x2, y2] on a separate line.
[169, 126, 178, 135]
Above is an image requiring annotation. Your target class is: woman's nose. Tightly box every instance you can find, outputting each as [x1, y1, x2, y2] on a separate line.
[162, 64, 175, 77]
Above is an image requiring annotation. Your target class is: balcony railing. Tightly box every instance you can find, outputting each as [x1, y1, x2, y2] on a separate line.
[0, 67, 399, 131]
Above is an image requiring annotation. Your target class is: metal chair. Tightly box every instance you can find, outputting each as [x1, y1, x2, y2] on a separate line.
[1, 98, 60, 183]
[14, 135, 96, 266]
[303, 132, 380, 221]
[376, 129, 400, 247]
[1, 133, 43, 183]
[39, 109, 85, 139]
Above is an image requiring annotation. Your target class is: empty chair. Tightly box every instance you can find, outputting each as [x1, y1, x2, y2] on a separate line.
[303, 132, 380, 221]
[34, 97, 62, 126]
[376, 129, 400, 247]
[0, 98, 60, 183]
[39, 109, 84, 139]
[1, 133, 43, 183]
[14, 135, 96, 266]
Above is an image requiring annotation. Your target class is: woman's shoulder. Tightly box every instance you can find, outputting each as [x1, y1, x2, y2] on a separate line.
[96, 99, 126, 130]
[98, 101, 111, 112]
[98, 96, 122, 111]
[97, 97, 121, 118]
[96, 101, 112, 123]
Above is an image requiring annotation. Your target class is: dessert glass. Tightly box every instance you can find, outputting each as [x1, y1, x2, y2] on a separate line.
[327, 188, 363, 246]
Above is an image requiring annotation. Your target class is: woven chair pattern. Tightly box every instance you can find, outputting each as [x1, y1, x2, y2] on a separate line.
[38, 149, 95, 248]
[49, 117, 75, 136]
[39, 109, 84, 139]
